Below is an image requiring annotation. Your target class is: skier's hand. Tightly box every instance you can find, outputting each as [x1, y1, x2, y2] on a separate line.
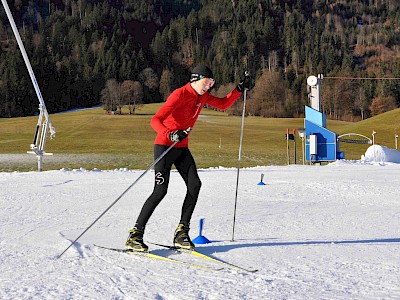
[237, 72, 252, 92]
[169, 129, 189, 142]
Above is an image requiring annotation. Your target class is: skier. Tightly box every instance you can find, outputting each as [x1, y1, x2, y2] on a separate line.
[126, 65, 252, 252]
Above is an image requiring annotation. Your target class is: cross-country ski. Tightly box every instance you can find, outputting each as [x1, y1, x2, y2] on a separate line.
[148, 242, 258, 273]
[94, 244, 223, 271]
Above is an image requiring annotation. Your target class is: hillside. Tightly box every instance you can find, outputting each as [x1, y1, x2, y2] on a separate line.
[0, 105, 303, 170]
[336, 108, 400, 158]
[2, 105, 399, 171]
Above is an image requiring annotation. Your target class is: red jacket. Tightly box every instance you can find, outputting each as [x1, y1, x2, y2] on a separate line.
[151, 82, 242, 148]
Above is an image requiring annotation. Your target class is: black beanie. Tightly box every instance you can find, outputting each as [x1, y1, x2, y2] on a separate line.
[190, 65, 214, 82]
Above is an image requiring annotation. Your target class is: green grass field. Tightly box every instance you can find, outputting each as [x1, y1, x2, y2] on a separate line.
[0, 104, 399, 171]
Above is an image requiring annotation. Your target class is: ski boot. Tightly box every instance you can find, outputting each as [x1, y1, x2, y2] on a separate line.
[125, 225, 148, 252]
[173, 223, 195, 250]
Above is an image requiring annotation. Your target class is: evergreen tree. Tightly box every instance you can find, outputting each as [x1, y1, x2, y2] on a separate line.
[1, 0, 400, 118]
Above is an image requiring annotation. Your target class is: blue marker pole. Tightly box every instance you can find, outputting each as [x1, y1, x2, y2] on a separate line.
[193, 218, 211, 244]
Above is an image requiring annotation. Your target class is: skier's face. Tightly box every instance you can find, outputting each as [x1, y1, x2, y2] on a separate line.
[191, 77, 215, 95]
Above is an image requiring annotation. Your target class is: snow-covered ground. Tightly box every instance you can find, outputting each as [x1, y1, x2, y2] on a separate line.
[1, 145, 400, 299]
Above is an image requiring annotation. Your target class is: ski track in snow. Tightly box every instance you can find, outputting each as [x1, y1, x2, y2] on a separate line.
[1, 159, 400, 299]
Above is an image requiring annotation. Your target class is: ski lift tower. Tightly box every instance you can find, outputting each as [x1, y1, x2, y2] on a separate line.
[1, 0, 56, 171]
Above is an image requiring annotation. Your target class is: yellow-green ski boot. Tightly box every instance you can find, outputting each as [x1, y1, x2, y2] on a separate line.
[125, 226, 148, 252]
[173, 223, 195, 250]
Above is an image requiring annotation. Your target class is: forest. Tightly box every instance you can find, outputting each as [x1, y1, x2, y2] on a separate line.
[1, 0, 400, 120]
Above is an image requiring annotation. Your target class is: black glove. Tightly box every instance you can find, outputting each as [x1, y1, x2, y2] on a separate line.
[169, 130, 189, 142]
[237, 72, 252, 92]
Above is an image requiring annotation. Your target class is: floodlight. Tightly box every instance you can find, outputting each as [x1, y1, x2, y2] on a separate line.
[307, 75, 318, 86]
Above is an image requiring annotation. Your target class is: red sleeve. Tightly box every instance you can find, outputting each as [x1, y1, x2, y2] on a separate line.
[150, 89, 181, 138]
[205, 88, 242, 110]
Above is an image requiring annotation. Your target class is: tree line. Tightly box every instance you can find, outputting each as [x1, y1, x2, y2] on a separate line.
[1, 0, 400, 120]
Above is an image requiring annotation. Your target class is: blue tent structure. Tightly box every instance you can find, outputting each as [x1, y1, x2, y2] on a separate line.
[304, 106, 344, 163]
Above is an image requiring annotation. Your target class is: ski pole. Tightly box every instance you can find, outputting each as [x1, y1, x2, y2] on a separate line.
[231, 73, 249, 242]
[58, 128, 191, 258]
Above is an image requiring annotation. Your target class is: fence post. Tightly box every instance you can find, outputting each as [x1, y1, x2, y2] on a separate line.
[293, 128, 297, 164]
[286, 128, 290, 165]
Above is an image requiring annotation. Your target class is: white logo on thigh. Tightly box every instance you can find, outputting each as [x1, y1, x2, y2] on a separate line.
[155, 172, 165, 185]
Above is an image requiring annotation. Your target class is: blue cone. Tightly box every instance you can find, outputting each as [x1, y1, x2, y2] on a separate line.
[257, 173, 266, 185]
[192, 218, 211, 244]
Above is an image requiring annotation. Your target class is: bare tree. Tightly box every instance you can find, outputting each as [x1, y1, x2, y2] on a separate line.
[121, 80, 143, 114]
[321, 77, 356, 120]
[354, 86, 369, 120]
[101, 79, 122, 114]
[333, 79, 355, 120]
[131, 81, 144, 112]
[321, 80, 335, 118]
[249, 70, 287, 117]
[268, 50, 279, 71]
[121, 80, 134, 114]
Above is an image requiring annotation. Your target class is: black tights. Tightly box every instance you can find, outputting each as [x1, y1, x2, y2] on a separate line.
[135, 145, 202, 228]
